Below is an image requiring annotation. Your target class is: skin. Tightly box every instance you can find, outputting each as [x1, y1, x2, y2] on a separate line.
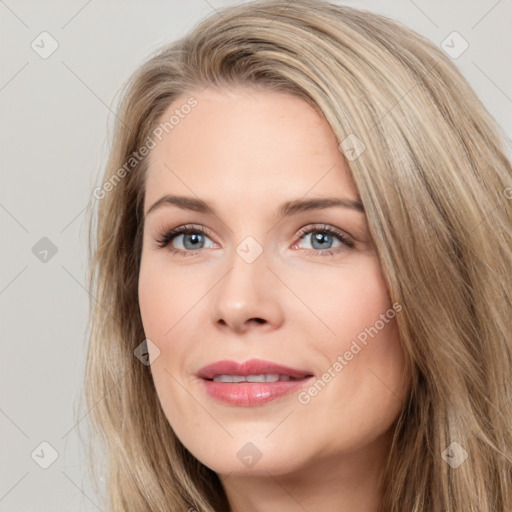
[138, 86, 409, 512]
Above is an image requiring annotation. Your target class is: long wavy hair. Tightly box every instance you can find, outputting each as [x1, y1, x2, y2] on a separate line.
[81, 1, 512, 510]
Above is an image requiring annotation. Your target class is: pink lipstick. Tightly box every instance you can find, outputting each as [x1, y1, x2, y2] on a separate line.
[197, 358, 315, 407]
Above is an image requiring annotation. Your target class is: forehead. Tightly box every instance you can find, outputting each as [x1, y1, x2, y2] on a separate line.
[144, 86, 359, 211]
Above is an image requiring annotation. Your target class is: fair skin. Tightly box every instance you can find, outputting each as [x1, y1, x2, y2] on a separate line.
[138, 86, 409, 512]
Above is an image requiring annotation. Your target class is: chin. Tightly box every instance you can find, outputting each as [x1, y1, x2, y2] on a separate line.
[186, 438, 308, 477]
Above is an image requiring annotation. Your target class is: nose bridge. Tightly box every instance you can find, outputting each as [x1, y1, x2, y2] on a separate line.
[211, 235, 284, 331]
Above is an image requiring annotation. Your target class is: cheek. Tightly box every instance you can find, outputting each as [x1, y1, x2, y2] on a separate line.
[138, 256, 208, 338]
[137, 261, 198, 433]
[295, 255, 406, 411]
[290, 254, 394, 344]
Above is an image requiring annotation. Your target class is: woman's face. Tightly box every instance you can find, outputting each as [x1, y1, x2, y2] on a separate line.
[138, 86, 408, 478]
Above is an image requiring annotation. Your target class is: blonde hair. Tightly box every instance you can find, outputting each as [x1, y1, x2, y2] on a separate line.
[82, 1, 512, 510]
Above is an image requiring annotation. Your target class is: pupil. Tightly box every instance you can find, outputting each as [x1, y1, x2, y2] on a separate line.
[184, 233, 203, 249]
[312, 232, 331, 249]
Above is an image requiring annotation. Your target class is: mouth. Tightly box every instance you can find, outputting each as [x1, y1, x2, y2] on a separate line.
[197, 358, 314, 380]
[207, 374, 306, 383]
[197, 358, 315, 407]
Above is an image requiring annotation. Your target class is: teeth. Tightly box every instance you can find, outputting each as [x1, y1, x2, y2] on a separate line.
[229, 375, 246, 383]
[212, 374, 294, 383]
[246, 374, 269, 382]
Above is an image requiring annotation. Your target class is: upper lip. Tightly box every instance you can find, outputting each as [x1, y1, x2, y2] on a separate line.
[197, 358, 314, 380]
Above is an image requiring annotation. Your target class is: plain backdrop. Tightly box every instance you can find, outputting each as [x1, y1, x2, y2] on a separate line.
[1, 1, 511, 510]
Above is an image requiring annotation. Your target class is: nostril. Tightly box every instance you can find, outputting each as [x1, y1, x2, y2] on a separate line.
[215, 317, 268, 330]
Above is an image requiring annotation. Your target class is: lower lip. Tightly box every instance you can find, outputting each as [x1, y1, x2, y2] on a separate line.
[200, 378, 313, 406]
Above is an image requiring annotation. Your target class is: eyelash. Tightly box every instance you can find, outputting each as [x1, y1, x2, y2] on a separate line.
[155, 223, 355, 257]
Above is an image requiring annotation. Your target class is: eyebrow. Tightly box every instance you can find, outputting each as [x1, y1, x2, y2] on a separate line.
[145, 194, 365, 219]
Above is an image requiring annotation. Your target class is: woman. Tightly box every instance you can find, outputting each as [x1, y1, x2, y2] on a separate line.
[83, 1, 512, 511]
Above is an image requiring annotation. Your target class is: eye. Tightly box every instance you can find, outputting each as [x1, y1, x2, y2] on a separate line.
[155, 224, 216, 256]
[155, 223, 355, 257]
[293, 224, 354, 256]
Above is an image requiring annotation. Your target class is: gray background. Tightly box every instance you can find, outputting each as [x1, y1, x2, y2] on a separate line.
[1, 1, 511, 511]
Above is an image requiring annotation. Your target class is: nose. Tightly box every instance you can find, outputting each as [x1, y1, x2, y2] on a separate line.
[211, 246, 285, 334]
